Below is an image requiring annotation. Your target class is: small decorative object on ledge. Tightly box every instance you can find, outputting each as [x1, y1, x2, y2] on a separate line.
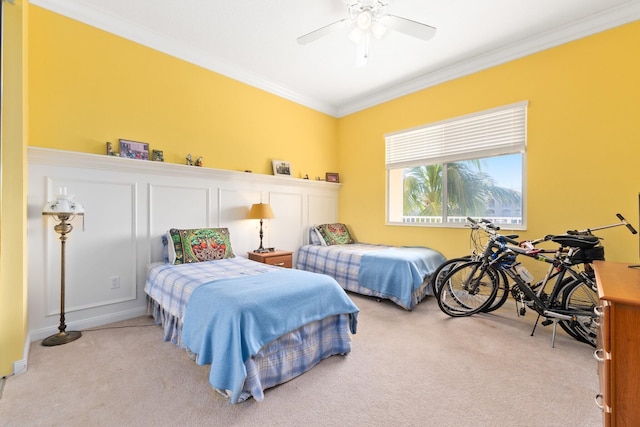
[119, 139, 149, 160]
[186, 153, 193, 166]
[272, 159, 292, 176]
[326, 172, 340, 183]
[152, 149, 164, 162]
[195, 156, 203, 167]
[106, 141, 116, 156]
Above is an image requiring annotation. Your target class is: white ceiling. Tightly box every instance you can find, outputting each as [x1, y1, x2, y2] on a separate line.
[32, 0, 640, 117]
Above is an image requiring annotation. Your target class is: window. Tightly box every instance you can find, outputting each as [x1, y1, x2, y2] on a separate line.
[385, 101, 527, 228]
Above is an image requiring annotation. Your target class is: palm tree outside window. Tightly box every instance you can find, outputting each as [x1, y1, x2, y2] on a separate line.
[386, 102, 527, 229]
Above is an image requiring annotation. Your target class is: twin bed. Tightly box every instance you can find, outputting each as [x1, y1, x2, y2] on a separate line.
[145, 227, 359, 404]
[145, 224, 444, 404]
[296, 223, 446, 311]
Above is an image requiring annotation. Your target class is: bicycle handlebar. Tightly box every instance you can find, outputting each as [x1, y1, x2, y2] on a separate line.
[467, 216, 501, 231]
[500, 235, 521, 246]
[617, 213, 638, 234]
[480, 218, 500, 230]
[566, 213, 638, 236]
[467, 213, 637, 254]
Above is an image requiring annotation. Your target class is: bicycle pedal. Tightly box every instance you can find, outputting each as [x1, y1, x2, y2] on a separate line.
[541, 319, 553, 326]
[519, 307, 526, 316]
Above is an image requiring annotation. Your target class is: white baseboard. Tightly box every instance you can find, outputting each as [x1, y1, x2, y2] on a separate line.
[12, 333, 31, 376]
[29, 307, 148, 342]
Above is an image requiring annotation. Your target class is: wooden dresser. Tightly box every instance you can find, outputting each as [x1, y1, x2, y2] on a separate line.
[593, 261, 640, 426]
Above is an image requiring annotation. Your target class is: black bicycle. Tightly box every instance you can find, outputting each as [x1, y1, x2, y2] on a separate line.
[431, 219, 513, 313]
[435, 214, 637, 347]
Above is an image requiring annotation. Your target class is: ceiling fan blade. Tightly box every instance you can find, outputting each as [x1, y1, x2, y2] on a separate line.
[297, 19, 349, 45]
[385, 15, 436, 42]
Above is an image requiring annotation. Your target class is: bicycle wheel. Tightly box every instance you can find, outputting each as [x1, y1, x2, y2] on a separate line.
[481, 268, 510, 313]
[561, 278, 599, 347]
[548, 277, 590, 343]
[437, 261, 499, 317]
[431, 257, 471, 299]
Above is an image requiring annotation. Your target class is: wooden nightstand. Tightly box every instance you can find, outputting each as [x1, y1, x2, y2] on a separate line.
[248, 250, 293, 268]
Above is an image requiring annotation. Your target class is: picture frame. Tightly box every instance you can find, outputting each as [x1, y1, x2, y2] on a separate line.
[272, 160, 292, 177]
[326, 172, 340, 183]
[152, 149, 164, 162]
[119, 139, 149, 160]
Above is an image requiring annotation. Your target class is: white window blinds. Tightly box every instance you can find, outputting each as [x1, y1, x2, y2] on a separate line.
[385, 101, 528, 169]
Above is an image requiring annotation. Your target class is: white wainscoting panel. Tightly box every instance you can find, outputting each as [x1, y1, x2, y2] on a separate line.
[307, 194, 339, 239]
[44, 178, 139, 315]
[218, 187, 263, 256]
[269, 192, 304, 256]
[27, 148, 341, 340]
[148, 183, 213, 262]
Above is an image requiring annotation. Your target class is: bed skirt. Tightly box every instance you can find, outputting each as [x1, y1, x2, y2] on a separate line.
[147, 296, 352, 402]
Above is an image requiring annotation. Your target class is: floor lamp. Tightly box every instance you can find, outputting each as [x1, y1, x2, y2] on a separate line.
[41, 188, 85, 347]
[247, 202, 275, 253]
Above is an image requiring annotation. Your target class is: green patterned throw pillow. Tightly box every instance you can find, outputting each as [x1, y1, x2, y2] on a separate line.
[316, 223, 355, 245]
[169, 228, 235, 264]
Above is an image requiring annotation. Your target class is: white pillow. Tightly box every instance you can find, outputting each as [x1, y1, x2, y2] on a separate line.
[162, 231, 177, 263]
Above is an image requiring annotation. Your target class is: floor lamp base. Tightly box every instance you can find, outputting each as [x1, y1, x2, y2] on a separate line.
[41, 330, 82, 347]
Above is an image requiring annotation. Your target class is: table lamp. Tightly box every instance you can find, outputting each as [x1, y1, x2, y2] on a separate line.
[247, 203, 275, 253]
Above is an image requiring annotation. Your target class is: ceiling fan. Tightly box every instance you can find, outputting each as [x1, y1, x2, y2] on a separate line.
[297, 0, 436, 67]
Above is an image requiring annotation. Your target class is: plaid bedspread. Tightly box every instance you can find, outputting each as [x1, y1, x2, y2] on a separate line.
[145, 258, 275, 323]
[144, 257, 356, 403]
[296, 243, 445, 310]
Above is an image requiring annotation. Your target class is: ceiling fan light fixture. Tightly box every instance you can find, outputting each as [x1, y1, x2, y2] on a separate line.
[348, 26, 365, 44]
[356, 11, 372, 30]
[371, 20, 387, 40]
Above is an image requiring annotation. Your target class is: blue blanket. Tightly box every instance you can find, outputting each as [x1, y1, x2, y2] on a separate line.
[182, 268, 359, 404]
[359, 247, 446, 309]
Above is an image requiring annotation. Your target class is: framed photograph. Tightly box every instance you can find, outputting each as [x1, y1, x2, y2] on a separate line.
[272, 160, 292, 176]
[326, 172, 340, 183]
[119, 139, 149, 160]
[152, 149, 164, 162]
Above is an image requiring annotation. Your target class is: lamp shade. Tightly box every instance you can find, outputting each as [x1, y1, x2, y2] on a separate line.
[42, 188, 85, 216]
[247, 203, 275, 220]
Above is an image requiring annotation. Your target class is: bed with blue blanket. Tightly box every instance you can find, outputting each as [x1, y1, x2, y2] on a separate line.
[145, 255, 359, 404]
[297, 225, 446, 310]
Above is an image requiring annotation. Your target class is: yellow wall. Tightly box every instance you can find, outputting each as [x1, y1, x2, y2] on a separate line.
[1, 0, 28, 377]
[28, 7, 339, 178]
[338, 21, 640, 269]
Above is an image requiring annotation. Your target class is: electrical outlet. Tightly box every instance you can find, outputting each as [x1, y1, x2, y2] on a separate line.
[110, 275, 120, 289]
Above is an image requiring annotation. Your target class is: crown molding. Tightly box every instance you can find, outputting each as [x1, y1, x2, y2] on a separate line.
[336, 1, 640, 117]
[30, 0, 640, 118]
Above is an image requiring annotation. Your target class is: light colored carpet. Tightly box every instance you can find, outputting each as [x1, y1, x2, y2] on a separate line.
[0, 294, 601, 427]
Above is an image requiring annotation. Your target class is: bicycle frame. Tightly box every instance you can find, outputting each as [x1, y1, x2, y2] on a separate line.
[487, 237, 575, 318]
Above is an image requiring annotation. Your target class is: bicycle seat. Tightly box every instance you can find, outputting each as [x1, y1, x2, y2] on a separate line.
[550, 234, 600, 248]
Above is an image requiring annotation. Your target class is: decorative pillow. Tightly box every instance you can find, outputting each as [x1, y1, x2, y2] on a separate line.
[315, 223, 355, 245]
[169, 228, 235, 264]
[309, 227, 327, 245]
